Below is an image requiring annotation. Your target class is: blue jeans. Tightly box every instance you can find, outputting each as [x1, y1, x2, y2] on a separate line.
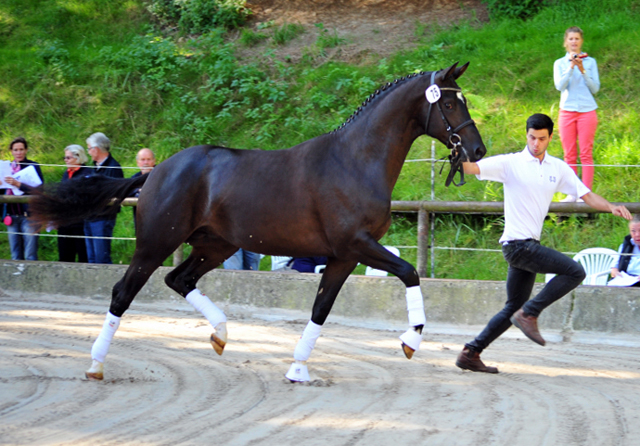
[467, 240, 585, 353]
[7, 214, 38, 260]
[223, 249, 261, 271]
[84, 219, 116, 264]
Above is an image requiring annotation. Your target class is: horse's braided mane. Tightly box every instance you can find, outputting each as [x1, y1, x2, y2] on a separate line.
[330, 70, 430, 133]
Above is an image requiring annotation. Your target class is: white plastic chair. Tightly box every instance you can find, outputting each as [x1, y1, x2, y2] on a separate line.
[573, 247, 619, 285]
[365, 246, 401, 276]
[546, 247, 618, 285]
[271, 256, 292, 270]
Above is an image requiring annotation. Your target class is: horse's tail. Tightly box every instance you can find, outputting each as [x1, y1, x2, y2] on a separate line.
[29, 173, 150, 229]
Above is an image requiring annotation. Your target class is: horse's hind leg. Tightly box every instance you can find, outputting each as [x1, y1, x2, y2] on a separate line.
[286, 258, 358, 382]
[164, 240, 239, 355]
[85, 241, 180, 380]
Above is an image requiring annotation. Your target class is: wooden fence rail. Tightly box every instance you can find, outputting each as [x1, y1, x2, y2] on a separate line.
[3, 195, 639, 277]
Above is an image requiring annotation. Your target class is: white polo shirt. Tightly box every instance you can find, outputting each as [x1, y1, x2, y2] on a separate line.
[476, 147, 590, 243]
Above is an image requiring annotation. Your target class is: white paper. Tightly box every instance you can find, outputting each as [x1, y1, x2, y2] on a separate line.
[9, 165, 42, 195]
[0, 161, 12, 189]
[607, 271, 640, 287]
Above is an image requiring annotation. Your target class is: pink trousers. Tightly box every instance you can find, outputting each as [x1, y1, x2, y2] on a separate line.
[558, 109, 598, 189]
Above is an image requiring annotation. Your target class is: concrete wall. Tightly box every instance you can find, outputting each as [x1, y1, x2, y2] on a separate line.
[2, 260, 639, 334]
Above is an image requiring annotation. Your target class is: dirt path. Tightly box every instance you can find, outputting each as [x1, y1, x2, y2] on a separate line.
[2, 293, 640, 445]
[239, 0, 489, 62]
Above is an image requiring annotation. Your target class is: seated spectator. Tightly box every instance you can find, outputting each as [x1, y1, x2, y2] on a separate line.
[2, 137, 43, 260]
[57, 145, 92, 262]
[291, 256, 328, 273]
[224, 249, 261, 271]
[610, 214, 640, 286]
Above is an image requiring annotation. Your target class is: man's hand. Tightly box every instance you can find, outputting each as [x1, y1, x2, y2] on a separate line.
[611, 204, 632, 220]
[462, 162, 480, 175]
[581, 192, 632, 220]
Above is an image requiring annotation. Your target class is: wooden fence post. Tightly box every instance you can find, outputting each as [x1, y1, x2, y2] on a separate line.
[417, 208, 429, 278]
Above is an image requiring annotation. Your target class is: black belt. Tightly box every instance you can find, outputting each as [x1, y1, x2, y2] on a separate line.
[502, 238, 538, 246]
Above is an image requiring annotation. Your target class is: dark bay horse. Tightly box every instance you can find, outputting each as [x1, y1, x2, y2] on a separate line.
[30, 62, 486, 382]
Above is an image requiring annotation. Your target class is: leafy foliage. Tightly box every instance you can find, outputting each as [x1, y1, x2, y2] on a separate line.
[481, 0, 548, 20]
[145, 0, 249, 33]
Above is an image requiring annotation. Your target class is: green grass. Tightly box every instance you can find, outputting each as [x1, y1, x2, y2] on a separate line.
[1, 0, 639, 280]
[271, 23, 305, 46]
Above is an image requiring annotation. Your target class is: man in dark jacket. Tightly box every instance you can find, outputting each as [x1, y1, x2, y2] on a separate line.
[85, 132, 123, 264]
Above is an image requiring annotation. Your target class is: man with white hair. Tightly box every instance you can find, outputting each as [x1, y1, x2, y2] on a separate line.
[85, 132, 123, 264]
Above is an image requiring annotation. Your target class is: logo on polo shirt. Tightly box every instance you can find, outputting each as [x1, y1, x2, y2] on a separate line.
[549, 175, 556, 183]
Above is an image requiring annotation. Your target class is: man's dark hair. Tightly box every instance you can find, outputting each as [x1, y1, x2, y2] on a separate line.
[9, 137, 28, 151]
[526, 113, 554, 136]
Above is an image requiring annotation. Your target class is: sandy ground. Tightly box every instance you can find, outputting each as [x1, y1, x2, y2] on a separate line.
[2, 292, 640, 446]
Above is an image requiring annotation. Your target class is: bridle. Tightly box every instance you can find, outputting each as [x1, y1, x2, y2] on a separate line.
[424, 71, 476, 187]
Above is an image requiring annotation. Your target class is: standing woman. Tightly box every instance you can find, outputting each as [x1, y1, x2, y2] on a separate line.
[2, 137, 44, 260]
[57, 145, 92, 262]
[554, 26, 600, 202]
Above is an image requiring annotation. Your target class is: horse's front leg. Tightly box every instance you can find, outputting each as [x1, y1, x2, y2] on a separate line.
[352, 234, 426, 359]
[286, 258, 358, 383]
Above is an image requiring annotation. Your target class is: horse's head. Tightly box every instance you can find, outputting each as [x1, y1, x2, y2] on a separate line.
[422, 62, 486, 186]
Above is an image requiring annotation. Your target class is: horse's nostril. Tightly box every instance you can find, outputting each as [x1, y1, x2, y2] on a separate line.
[475, 146, 487, 160]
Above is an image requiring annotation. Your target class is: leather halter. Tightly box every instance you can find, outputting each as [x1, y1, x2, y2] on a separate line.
[424, 71, 476, 187]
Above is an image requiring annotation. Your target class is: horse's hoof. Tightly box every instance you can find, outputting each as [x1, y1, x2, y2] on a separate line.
[399, 329, 422, 360]
[401, 342, 415, 360]
[285, 361, 310, 382]
[210, 322, 227, 355]
[85, 360, 104, 381]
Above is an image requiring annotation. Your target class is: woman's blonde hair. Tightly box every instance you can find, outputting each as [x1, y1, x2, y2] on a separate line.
[64, 144, 88, 164]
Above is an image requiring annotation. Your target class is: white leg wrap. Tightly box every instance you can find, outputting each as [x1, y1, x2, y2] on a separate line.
[186, 289, 227, 327]
[406, 285, 426, 327]
[285, 361, 310, 382]
[293, 321, 322, 362]
[91, 312, 121, 363]
[399, 329, 423, 351]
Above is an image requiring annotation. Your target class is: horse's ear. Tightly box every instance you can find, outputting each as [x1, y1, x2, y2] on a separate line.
[440, 62, 459, 82]
[441, 62, 469, 81]
[452, 62, 470, 80]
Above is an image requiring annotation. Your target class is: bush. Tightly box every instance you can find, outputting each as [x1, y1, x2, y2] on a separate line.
[481, 0, 547, 20]
[145, 0, 250, 33]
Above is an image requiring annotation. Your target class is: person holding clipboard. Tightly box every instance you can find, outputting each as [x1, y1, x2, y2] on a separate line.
[1, 137, 44, 260]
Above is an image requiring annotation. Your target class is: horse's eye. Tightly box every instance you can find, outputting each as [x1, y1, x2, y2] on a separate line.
[445, 102, 453, 110]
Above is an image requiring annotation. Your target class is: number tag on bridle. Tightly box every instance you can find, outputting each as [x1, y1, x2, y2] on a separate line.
[425, 85, 441, 103]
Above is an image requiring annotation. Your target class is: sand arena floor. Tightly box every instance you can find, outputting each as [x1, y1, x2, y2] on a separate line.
[1, 292, 640, 445]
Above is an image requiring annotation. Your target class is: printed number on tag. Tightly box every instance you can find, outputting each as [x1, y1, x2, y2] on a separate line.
[425, 85, 441, 103]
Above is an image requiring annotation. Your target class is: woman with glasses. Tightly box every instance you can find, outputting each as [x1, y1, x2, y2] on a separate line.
[57, 145, 92, 262]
